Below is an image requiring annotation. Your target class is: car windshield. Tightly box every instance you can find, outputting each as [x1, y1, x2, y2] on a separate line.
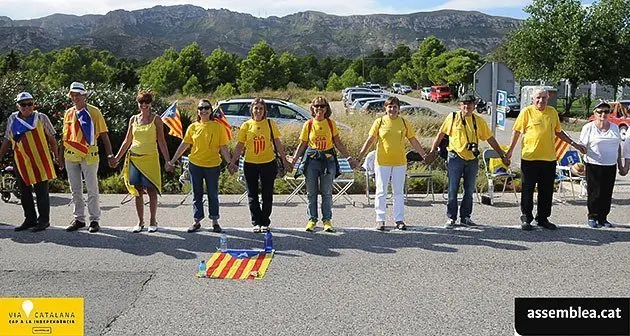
[507, 96, 519, 104]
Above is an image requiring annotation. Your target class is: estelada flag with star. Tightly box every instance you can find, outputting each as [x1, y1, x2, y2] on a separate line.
[161, 101, 183, 139]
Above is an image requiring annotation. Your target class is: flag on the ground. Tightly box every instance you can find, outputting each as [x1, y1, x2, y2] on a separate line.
[161, 101, 183, 138]
[200, 249, 274, 280]
[214, 106, 232, 140]
[554, 135, 570, 161]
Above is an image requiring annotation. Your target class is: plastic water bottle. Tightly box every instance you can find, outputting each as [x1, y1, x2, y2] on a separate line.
[264, 230, 273, 252]
[197, 260, 206, 278]
[219, 233, 228, 252]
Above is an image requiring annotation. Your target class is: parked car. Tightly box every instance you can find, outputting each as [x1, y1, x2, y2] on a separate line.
[429, 86, 452, 103]
[348, 97, 384, 113]
[505, 94, 521, 117]
[361, 99, 410, 113]
[401, 85, 413, 94]
[392, 83, 402, 94]
[345, 92, 388, 108]
[420, 87, 431, 100]
[589, 100, 630, 139]
[400, 105, 438, 117]
[369, 84, 382, 93]
[215, 98, 310, 129]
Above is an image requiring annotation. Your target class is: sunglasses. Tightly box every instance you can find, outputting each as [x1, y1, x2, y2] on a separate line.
[198, 106, 212, 111]
[137, 100, 152, 105]
[19, 102, 34, 107]
[313, 104, 327, 109]
[594, 110, 611, 114]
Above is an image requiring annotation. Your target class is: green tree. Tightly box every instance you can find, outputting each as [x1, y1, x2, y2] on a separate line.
[392, 63, 418, 88]
[338, 67, 364, 88]
[182, 75, 202, 95]
[508, 0, 590, 113]
[1, 50, 22, 75]
[325, 72, 343, 91]
[411, 36, 447, 87]
[238, 40, 282, 93]
[177, 43, 209, 91]
[139, 53, 185, 95]
[278, 52, 302, 88]
[47, 48, 84, 87]
[86, 60, 114, 84]
[206, 48, 240, 91]
[214, 82, 237, 99]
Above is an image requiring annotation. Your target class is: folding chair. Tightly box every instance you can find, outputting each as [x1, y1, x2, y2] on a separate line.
[480, 149, 518, 204]
[441, 153, 481, 203]
[283, 157, 307, 204]
[236, 157, 248, 204]
[178, 156, 193, 205]
[404, 151, 434, 203]
[332, 157, 356, 206]
[555, 150, 586, 199]
[363, 151, 376, 205]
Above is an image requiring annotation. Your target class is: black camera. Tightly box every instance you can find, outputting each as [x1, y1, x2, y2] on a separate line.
[466, 143, 480, 157]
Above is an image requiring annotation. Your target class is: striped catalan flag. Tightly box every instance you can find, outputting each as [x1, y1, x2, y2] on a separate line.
[201, 249, 274, 280]
[554, 135, 570, 161]
[214, 106, 232, 140]
[9, 113, 56, 186]
[161, 101, 183, 139]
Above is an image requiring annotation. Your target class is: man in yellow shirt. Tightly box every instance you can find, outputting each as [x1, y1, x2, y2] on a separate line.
[429, 94, 508, 229]
[59, 82, 116, 233]
[506, 89, 586, 231]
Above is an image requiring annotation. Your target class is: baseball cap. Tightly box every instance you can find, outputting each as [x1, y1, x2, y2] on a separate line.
[15, 92, 33, 102]
[593, 101, 611, 110]
[68, 82, 88, 95]
[459, 93, 476, 103]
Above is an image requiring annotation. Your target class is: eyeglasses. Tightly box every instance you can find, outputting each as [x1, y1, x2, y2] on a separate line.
[313, 104, 327, 109]
[137, 100, 152, 105]
[594, 110, 611, 114]
[198, 106, 212, 111]
[19, 102, 34, 107]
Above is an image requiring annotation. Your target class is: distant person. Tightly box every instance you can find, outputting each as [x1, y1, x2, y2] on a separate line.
[0, 92, 58, 232]
[168, 99, 232, 233]
[228, 98, 292, 233]
[428, 93, 508, 229]
[60, 82, 116, 233]
[291, 96, 357, 233]
[579, 102, 629, 228]
[505, 89, 586, 231]
[113, 91, 171, 233]
[357, 96, 428, 231]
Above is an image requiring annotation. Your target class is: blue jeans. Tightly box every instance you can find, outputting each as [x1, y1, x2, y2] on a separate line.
[305, 157, 336, 222]
[447, 152, 478, 220]
[188, 162, 221, 221]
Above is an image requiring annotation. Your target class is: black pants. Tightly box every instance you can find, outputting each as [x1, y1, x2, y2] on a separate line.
[17, 172, 50, 225]
[520, 160, 556, 223]
[586, 163, 616, 222]
[244, 161, 276, 227]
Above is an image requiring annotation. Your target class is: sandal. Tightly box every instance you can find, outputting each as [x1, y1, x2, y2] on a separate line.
[395, 221, 407, 230]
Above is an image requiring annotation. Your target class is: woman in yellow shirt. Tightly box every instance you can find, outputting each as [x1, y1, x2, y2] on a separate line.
[291, 96, 356, 233]
[168, 100, 232, 233]
[229, 98, 292, 233]
[357, 96, 428, 231]
[114, 91, 171, 233]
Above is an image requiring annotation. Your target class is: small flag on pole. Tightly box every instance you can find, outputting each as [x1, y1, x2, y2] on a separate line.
[161, 101, 183, 139]
[554, 136, 569, 161]
[214, 106, 232, 140]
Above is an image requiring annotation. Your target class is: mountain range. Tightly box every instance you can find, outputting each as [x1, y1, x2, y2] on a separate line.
[0, 5, 522, 59]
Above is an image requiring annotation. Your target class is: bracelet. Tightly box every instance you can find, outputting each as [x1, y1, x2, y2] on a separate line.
[107, 154, 114, 159]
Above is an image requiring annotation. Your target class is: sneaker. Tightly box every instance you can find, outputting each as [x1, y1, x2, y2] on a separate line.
[521, 220, 534, 231]
[445, 219, 456, 230]
[536, 219, 557, 230]
[252, 225, 262, 233]
[460, 217, 478, 227]
[305, 220, 317, 232]
[30, 222, 49, 232]
[601, 220, 614, 228]
[212, 222, 222, 233]
[65, 220, 86, 232]
[260, 226, 270, 233]
[132, 224, 144, 233]
[587, 219, 600, 228]
[147, 223, 158, 232]
[187, 222, 201, 233]
[395, 221, 407, 230]
[375, 221, 385, 231]
[88, 221, 100, 233]
[323, 220, 335, 233]
[14, 221, 36, 232]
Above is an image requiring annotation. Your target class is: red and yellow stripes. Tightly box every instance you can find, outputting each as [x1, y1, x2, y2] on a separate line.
[204, 251, 274, 280]
[554, 135, 570, 161]
[163, 111, 183, 139]
[11, 122, 56, 186]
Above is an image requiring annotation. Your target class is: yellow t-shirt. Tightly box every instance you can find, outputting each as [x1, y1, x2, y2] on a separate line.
[368, 115, 416, 166]
[183, 120, 229, 168]
[62, 104, 108, 164]
[299, 118, 339, 151]
[513, 105, 562, 161]
[237, 118, 280, 164]
[440, 111, 492, 161]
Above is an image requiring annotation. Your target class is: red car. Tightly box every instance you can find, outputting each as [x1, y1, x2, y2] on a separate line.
[429, 85, 452, 103]
[588, 101, 630, 139]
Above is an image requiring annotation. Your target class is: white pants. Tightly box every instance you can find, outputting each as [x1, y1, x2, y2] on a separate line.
[66, 159, 101, 222]
[374, 164, 406, 222]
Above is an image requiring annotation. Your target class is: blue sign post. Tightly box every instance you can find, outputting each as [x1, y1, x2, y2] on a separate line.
[495, 90, 507, 131]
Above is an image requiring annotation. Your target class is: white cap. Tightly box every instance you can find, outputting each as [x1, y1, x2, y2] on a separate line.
[68, 82, 88, 95]
[15, 92, 33, 102]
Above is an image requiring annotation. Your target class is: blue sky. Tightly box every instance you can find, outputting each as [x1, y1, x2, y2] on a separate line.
[0, 0, 595, 20]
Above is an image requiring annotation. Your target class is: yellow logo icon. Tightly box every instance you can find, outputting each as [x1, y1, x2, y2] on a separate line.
[0, 297, 84, 335]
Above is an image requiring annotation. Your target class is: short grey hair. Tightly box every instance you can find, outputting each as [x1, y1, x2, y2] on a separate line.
[532, 89, 549, 98]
